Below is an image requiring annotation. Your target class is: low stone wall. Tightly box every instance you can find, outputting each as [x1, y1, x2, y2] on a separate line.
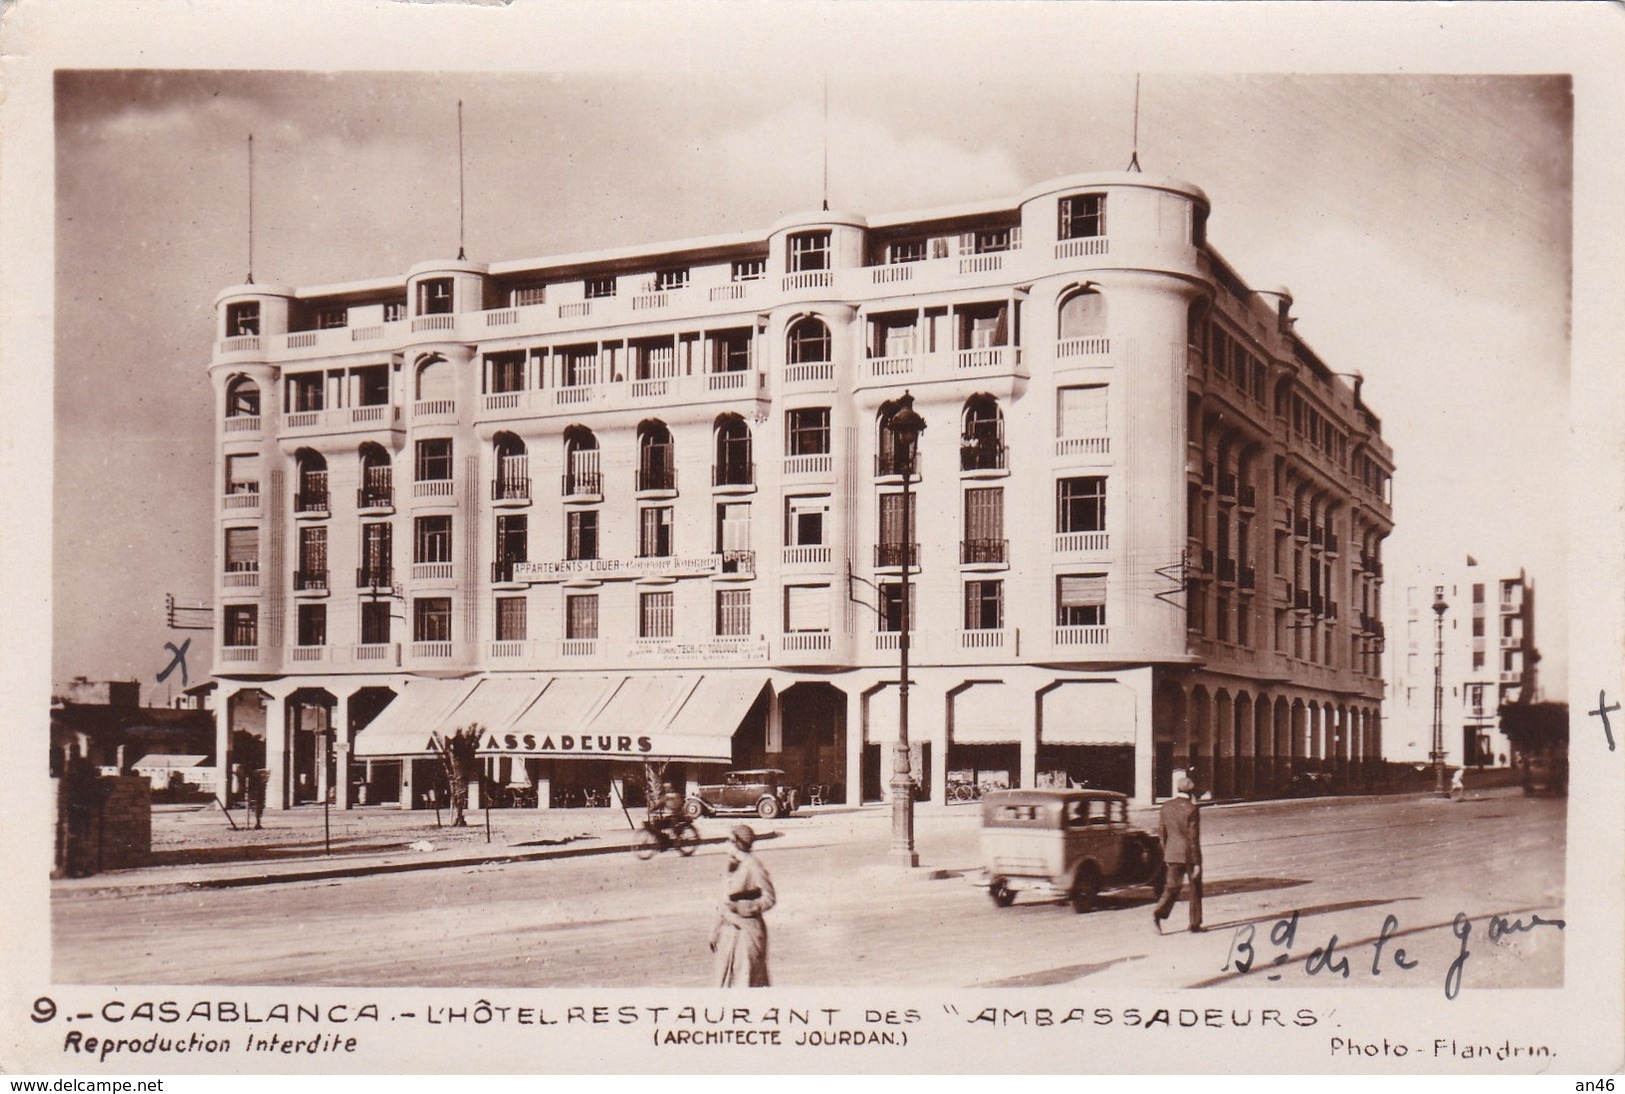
[54, 775, 152, 875]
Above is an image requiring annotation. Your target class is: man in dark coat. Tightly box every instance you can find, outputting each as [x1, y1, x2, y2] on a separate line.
[1153, 776, 1203, 933]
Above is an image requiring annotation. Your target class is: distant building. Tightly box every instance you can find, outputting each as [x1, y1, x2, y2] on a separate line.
[207, 169, 1394, 812]
[54, 677, 141, 709]
[1386, 559, 1538, 768]
[50, 681, 215, 778]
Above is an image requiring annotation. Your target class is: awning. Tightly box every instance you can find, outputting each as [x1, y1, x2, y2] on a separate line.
[352, 679, 478, 758]
[438, 677, 544, 748]
[1040, 681, 1137, 746]
[657, 675, 770, 762]
[572, 674, 701, 758]
[499, 675, 618, 755]
[951, 683, 1025, 744]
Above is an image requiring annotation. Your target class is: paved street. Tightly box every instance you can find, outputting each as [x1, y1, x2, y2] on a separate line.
[52, 789, 1564, 994]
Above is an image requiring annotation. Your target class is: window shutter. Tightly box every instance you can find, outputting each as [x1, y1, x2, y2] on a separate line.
[225, 527, 259, 569]
[786, 585, 830, 632]
[1059, 574, 1107, 607]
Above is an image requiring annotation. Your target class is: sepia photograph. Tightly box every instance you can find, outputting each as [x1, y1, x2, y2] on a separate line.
[3, 0, 1622, 1077]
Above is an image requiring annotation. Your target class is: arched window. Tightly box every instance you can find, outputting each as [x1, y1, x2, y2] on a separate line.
[713, 414, 753, 487]
[493, 433, 529, 502]
[359, 443, 392, 508]
[787, 317, 831, 365]
[226, 376, 260, 418]
[415, 355, 454, 404]
[1057, 288, 1106, 341]
[563, 426, 600, 496]
[960, 395, 1005, 471]
[294, 450, 328, 514]
[637, 420, 675, 491]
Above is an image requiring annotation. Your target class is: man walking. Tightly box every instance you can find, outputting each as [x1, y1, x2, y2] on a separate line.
[1153, 776, 1203, 933]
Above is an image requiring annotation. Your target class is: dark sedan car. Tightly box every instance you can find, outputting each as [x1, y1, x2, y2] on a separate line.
[683, 769, 797, 819]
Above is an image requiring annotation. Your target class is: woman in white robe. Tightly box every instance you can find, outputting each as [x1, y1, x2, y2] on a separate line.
[711, 825, 776, 987]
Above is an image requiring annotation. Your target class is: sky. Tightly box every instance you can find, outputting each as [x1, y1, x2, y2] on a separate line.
[49, 58, 1574, 704]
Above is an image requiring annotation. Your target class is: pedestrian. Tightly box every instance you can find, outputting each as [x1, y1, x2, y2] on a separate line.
[1450, 767, 1465, 801]
[248, 768, 268, 829]
[710, 824, 776, 987]
[1153, 776, 1204, 934]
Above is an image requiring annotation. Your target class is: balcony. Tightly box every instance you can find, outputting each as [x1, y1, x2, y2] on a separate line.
[414, 479, 454, 501]
[219, 335, 261, 354]
[491, 560, 525, 585]
[955, 346, 1018, 372]
[784, 361, 835, 386]
[412, 562, 454, 582]
[287, 645, 330, 664]
[1238, 485, 1257, 510]
[635, 466, 677, 493]
[410, 314, 457, 334]
[560, 638, 598, 658]
[491, 477, 531, 504]
[782, 545, 832, 567]
[782, 271, 833, 292]
[960, 628, 1008, 651]
[489, 640, 533, 660]
[293, 488, 330, 517]
[867, 355, 917, 380]
[1295, 517, 1310, 541]
[282, 404, 402, 437]
[960, 539, 1008, 566]
[1055, 436, 1110, 459]
[1054, 236, 1110, 260]
[411, 641, 453, 659]
[1218, 471, 1238, 499]
[1056, 337, 1110, 359]
[1239, 565, 1257, 591]
[356, 566, 393, 589]
[1218, 558, 1237, 584]
[1201, 549, 1215, 574]
[562, 470, 603, 498]
[783, 453, 834, 477]
[222, 566, 260, 590]
[959, 442, 1007, 473]
[357, 485, 394, 512]
[219, 645, 261, 663]
[223, 415, 261, 435]
[1054, 625, 1109, 647]
[706, 370, 754, 393]
[352, 642, 400, 667]
[292, 568, 329, 594]
[719, 550, 756, 577]
[875, 543, 919, 569]
[413, 399, 456, 419]
[222, 488, 261, 513]
[1054, 531, 1109, 553]
[1294, 589, 1310, 610]
[780, 632, 832, 653]
[712, 461, 755, 489]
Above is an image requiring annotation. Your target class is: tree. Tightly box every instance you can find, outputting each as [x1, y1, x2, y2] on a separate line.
[1498, 702, 1568, 796]
[435, 724, 484, 826]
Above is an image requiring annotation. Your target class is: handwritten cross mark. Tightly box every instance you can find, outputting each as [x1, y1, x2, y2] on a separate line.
[156, 639, 192, 689]
[1588, 690, 1619, 752]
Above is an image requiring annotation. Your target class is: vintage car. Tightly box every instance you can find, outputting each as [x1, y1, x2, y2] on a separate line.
[977, 788, 1164, 913]
[683, 769, 798, 819]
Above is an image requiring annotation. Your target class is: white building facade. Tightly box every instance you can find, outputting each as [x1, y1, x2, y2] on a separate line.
[207, 170, 1394, 811]
[1386, 560, 1538, 768]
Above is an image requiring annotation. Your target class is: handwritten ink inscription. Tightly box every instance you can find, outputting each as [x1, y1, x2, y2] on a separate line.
[1223, 908, 1564, 997]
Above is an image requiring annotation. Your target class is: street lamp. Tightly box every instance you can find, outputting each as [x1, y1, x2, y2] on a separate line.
[1431, 586, 1449, 797]
[885, 392, 926, 868]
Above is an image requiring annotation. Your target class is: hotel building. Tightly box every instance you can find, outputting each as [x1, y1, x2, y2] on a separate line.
[1386, 560, 1538, 768]
[207, 169, 1394, 811]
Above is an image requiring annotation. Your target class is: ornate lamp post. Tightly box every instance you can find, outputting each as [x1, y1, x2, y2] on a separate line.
[1431, 586, 1449, 797]
[886, 392, 926, 867]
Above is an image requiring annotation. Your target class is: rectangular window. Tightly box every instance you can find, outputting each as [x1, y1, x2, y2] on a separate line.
[1059, 194, 1107, 239]
[298, 526, 328, 575]
[225, 453, 260, 495]
[413, 597, 452, 642]
[417, 278, 454, 315]
[224, 527, 260, 572]
[360, 601, 391, 645]
[1236, 603, 1251, 646]
[717, 501, 752, 553]
[1057, 573, 1107, 627]
[1472, 617, 1485, 637]
[964, 580, 1003, 630]
[487, 352, 526, 393]
[566, 594, 599, 640]
[786, 408, 831, 456]
[510, 285, 546, 307]
[495, 596, 527, 641]
[316, 306, 348, 330]
[1472, 650, 1485, 671]
[655, 268, 690, 291]
[287, 372, 324, 412]
[788, 231, 831, 273]
[1473, 583, 1485, 604]
[1503, 650, 1517, 672]
[784, 584, 830, 632]
[732, 258, 766, 282]
[877, 582, 916, 633]
[226, 301, 260, 337]
[360, 522, 392, 584]
[355, 364, 390, 406]
[496, 513, 528, 571]
[1057, 477, 1107, 533]
[716, 589, 752, 637]
[415, 438, 453, 481]
[384, 301, 408, 323]
[960, 303, 1009, 349]
[964, 487, 1004, 557]
[567, 510, 600, 561]
[584, 276, 617, 299]
[888, 239, 927, 264]
[1501, 580, 1518, 604]
[1216, 595, 1230, 642]
[784, 495, 829, 546]
[224, 605, 258, 647]
[713, 328, 752, 372]
[296, 603, 327, 647]
[1057, 384, 1108, 436]
[879, 492, 917, 551]
[972, 228, 1011, 254]
[639, 506, 674, 558]
[414, 515, 452, 564]
[640, 591, 675, 639]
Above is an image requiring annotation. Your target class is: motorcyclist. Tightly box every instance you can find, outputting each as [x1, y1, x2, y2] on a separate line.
[649, 782, 686, 843]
